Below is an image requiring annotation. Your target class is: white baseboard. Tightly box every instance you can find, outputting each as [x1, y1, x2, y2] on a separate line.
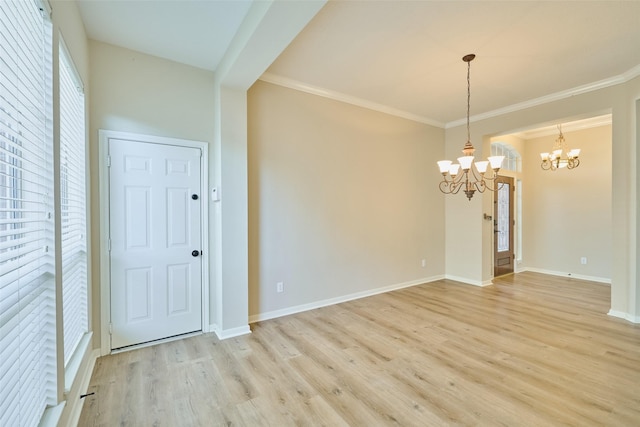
[211, 324, 252, 340]
[444, 274, 488, 287]
[608, 309, 640, 323]
[248, 275, 445, 324]
[523, 267, 611, 284]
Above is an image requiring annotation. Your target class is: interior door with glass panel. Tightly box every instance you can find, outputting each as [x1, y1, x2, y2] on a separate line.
[494, 176, 514, 277]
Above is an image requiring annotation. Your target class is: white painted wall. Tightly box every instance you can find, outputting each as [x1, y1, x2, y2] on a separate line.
[247, 80, 445, 320]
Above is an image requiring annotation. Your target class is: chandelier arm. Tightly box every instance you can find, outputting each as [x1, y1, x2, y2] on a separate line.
[451, 172, 465, 194]
[439, 179, 464, 195]
[439, 180, 452, 194]
[479, 172, 500, 182]
[451, 182, 463, 195]
[472, 180, 486, 194]
[473, 169, 504, 192]
[439, 172, 466, 194]
[483, 181, 502, 192]
[467, 164, 479, 180]
[567, 158, 580, 169]
[473, 166, 501, 182]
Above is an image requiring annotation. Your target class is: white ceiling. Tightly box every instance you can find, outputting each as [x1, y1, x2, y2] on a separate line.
[77, 0, 253, 71]
[77, 0, 640, 128]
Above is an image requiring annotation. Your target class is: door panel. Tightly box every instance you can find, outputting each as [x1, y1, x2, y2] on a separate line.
[167, 263, 191, 315]
[494, 176, 514, 277]
[125, 268, 152, 322]
[109, 138, 202, 349]
[167, 188, 189, 246]
[125, 186, 150, 249]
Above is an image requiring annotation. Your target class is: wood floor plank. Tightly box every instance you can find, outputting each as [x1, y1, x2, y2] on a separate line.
[78, 272, 640, 426]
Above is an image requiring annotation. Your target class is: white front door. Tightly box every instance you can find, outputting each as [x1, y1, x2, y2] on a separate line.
[108, 138, 202, 349]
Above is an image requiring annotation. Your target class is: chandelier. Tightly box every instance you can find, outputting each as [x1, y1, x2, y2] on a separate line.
[540, 124, 580, 170]
[437, 54, 504, 201]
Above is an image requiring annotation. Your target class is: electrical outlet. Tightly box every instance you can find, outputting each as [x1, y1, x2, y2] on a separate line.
[580, 257, 587, 265]
[421, 259, 426, 268]
[277, 282, 284, 293]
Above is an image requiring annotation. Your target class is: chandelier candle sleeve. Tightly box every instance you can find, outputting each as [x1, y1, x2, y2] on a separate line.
[436, 53, 504, 200]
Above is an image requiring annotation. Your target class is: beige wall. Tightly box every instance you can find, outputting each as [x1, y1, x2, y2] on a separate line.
[88, 1, 326, 341]
[41, 3, 639, 423]
[445, 78, 639, 320]
[89, 40, 216, 142]
[523, 125, 612, 281]
[53, 2, 640, 362]
[209, 1, 326, 336]
[247, 80, 445, 319]
[89, 40, 216, 343]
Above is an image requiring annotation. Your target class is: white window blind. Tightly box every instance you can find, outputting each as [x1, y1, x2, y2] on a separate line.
[59, 40, 88, 368]
[0, 1, 56, 426]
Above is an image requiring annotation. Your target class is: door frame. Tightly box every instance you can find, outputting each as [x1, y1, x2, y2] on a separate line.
[493, 175, 515, 277]
[98, 130, 210, 355]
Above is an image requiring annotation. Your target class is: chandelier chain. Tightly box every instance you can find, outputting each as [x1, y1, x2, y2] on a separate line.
[467, 59, 471, 143]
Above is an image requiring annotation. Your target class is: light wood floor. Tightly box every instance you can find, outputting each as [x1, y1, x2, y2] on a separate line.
[78, 272, 640, 426]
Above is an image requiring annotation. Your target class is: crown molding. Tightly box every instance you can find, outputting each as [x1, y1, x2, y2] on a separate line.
[260, 63, 640, 130]
[259, 72, 445, 128]
[446, 65, 640, 129]
[510, 114, 612, 139]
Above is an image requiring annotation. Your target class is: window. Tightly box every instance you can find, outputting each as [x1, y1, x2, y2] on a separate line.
[0, 1, 55, 426]
[59, 40, 88, 372]
[496, 182, 510, 252]
[516, 179, 522, 263]
[491, 141, 521, 172]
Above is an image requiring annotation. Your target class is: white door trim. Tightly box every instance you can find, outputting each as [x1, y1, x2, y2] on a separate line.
[99, 130, 210, 355]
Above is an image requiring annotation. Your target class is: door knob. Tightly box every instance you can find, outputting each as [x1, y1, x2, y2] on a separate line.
[191, 194, 199, 200]
[192, 250, 200, 257]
